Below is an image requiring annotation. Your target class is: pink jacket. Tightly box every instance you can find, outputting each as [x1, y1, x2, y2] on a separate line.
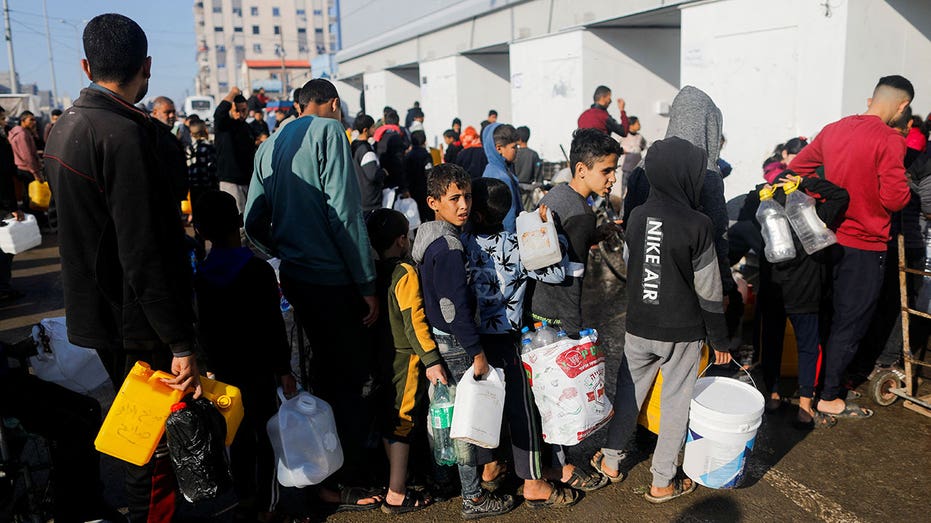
[8, 125, 39, 174]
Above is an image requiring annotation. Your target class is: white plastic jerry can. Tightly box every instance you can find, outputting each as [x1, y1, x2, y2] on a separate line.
[0, 213, 41, 254]
[516, 208, 561, 271]
[450, 365, 506, 449]
[267, 389, 343, 487]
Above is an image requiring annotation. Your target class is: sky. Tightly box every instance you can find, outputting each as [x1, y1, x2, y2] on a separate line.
[0, 0, 196, 107]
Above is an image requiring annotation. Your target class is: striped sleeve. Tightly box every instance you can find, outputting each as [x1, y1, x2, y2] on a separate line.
[394, 263, 442, 367]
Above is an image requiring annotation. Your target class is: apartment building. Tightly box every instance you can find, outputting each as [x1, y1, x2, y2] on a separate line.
[193, 0, 341, 99]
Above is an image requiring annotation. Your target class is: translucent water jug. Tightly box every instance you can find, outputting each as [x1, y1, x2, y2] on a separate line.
[267, 389, 343, 487]
[0, 213, 41, 254]
[783, 180, 836, 254]
[755, 187, 796, 263]
[516, 208, 561, 271]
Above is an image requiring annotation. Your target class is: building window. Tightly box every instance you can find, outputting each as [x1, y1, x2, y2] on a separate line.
[315, 28, 323, 34]
[234, 26, 243, 32]
[232, 7, 242, 16]
[219, 81, 228, 90]
[274, 25, 280, 35]
[313, 9, 322, 15]
[253, 43, 262, 53]
[252, 25, 260, 34]
[217, 61, 226, 69]
[215, 44, 226, 52]
[296, 9, 305, 16]
[272, 7, 280, 16]
[250, 6, 258, 16]
[214, 26, 224, 32]
[212, 6, 221, 13]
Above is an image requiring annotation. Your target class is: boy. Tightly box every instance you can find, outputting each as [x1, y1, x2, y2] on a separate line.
[411, 164, 515, 519]
[186, 120, 218, 220]
[481, 123, 522, 234]
[193, 191, 297, 519]
[351, 114, 385, 215]
[530, 127, 622, 491]
[443, 129, 462, 164]
[591, 137, 731, 503]
[366, 207, 447, 514]
[513, 125, 543, 211]
[462, 178, 578, 509]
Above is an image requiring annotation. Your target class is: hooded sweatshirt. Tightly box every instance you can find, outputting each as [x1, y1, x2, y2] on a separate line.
[663, 86, 734, 293]
[244, 115, 376, 295]
[411, 220, 483, 357]
[481, 123, 523, 234]
[625, 137, 728, 348]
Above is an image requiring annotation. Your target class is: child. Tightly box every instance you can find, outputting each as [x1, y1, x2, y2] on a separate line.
[513, 125, 543, 211]
[481, 123, 522, 234]
[405, 130, 435, 223]
[411, 164, 515, 519]
[351, 114, 386, 215]
[591, 137, 731, 503]
[443, 129, 462, 164]
[462, 177, 579, 508]
[192, 191, 297, 519]
[366, 208, 447, 514]
[530, 127, 622, 491]
[185, 120, 218, 218]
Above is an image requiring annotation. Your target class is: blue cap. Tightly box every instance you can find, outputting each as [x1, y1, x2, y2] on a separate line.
[521, 338, 532, 344]
[521, 326, 530, 333]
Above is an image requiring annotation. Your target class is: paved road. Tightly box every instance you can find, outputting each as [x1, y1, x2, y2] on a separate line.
[2, 235, 929, 522]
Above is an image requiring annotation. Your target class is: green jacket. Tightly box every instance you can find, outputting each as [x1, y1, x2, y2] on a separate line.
[245, 116, 376, 295]
[379, 257, 442, 368]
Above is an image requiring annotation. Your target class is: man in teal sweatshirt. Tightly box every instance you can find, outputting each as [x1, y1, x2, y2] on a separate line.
[245, 78, 383, 509]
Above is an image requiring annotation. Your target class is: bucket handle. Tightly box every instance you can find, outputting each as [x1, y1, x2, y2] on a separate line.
[698, 359, 757, 389]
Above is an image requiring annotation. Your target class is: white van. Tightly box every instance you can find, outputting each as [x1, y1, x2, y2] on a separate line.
[183, 95, 215, 123]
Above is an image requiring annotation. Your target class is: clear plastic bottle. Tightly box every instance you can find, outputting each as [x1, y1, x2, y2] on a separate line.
[521, 337, 534, 355]
[756, 186, 797, 263]
[533, 320, 558, 348]
[783, 179, 836, 254]
[556, 329, 568, 340]
[916, 228, 931, 313]
[521, 326, 535, 346]
[429, 382, 457, 466]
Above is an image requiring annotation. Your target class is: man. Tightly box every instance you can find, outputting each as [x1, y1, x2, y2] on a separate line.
[214, 86, 255, 214]
[790, 75, 914, 420]
[44, 13, 199, 523]
[247, 86, 268, 113]
[275, 86, 301, 132]
[578, 85, 629, 138]
[151, 96, 188, 203]
[0, 105, 24, 302]
[249, 108, 270, 138]
[513, 125, 543, 211]
[487, 109, 498, 124]
[245, 77, 383, 511]
[404, 101, 422, 129]
[43, 108, 62, 143]
[8, 111, 42, 210]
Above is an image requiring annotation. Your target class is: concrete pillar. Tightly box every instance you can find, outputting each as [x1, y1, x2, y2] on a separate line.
[420, 56, 460, 148]
[362, 69, 420, 122]
[334, 75, 364, 118]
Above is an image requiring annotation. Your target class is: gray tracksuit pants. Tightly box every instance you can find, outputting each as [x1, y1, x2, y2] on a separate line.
[603, 333, 701, 488]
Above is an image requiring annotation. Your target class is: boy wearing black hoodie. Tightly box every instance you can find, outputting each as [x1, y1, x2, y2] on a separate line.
[591, 137, 731, 504]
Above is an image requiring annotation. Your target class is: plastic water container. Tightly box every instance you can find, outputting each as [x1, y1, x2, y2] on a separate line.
[450, 365, 506, 449]
[532, 321, 558, 348]
[683, 375, 764, 489]
[429, 382, 457, 465]
[520, 326, 534, 346]
[267, 389, 343, 487]
[755, 187, 796, 263]
[199, 376, 245, 446]
[516, 208, 561, 271]
[783, 180, 836, 254]
[28, 181, 51, 211]
[95, 361, 186, 466]
[0, 213, 41, 254]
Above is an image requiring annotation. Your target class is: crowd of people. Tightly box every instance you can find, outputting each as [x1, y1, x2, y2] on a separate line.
[0, 10, 925, 523]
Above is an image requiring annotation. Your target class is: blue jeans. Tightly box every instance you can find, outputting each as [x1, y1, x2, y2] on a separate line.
[433, 329, 482, 500]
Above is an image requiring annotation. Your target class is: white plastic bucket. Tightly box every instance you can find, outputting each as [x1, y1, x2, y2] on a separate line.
[683, 374, 764, 489]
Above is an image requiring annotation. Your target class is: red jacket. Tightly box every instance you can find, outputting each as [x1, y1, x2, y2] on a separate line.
[789, 114, 910, 251]
[577, 104, 628, 137]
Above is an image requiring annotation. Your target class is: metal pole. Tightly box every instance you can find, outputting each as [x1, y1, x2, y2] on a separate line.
[3, 0, 18, 94]
[278, 30, 287, 97]
[42, 0, 58, 106]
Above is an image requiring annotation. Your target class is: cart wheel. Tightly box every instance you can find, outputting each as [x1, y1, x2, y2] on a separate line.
[870, 371, 902, 407]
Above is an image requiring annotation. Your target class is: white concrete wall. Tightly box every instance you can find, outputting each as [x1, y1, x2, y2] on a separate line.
[680, 0, 850, 200]
[420, 56, 461, 146]
[362, 69, 420, 120]
[843, 0, 931, 117]
[510, 30, 587, 163]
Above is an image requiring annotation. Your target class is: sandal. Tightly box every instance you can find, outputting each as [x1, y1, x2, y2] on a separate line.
[589, 450, 626, 484]
[562, 465, 608, 492]
[525, 482, 581, 509]
[381, 488, 432, 515]
[480, 463, 509, 492]
[332, 486, 385, 512]
[820, 401, 873, 419]
[644, 477, 697, 504]
[793, 410, 837, 431]
[844, 389, 862, 400]
[765, 396, 783, 413]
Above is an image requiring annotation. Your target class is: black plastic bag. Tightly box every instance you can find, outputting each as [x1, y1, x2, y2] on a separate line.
[165, 394, 233, 502]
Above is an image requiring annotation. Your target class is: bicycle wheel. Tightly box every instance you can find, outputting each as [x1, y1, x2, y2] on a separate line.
[598, 230, 627, 282]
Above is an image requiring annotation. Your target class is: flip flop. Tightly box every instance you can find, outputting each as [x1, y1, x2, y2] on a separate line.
[644, 478, 697, 504]
[481, 463, 509, 492]
[334, 486, 385, 512]
[525, 482, 581, 509]
[821, 401, 873, 419]
[844, 390, 862, 400]
[793, 410, 837, 431]
[381, 488, 432, 515]
[563, 465, 609, 492]
[590, 450, 626, 484]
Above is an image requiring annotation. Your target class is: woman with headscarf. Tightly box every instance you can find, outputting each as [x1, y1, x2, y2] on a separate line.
[454, 126, 488, 180]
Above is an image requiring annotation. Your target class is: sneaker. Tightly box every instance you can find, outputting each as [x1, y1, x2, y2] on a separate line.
[461, 490, 515, 520]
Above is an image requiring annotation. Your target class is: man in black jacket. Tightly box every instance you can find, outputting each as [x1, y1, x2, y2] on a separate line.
[214, 86, 255, 214]
[44, 14, 198, 522]
[150, 95, 189, 204]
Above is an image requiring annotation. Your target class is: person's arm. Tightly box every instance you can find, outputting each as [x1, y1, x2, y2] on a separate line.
[700, 171, 735, 293]
[788, 134, 823, 177]
[358, 148, 384, 185]
[798, 175, 850, 229]
[394, 265, 443, 368]
[319, 120, 377, 297]
[255, 261, 296, 394]
[605, 98, 629, 137]
[877, 134, 911, 213]
[8, 130, 34, 175]
[244, 146, 276, 257]
[693, 217, 730, 359]
[214, 87, 240, 132]
[432, 245, 484, 358]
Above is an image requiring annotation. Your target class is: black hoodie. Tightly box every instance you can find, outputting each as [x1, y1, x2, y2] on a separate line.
[625, 137, 728, 349]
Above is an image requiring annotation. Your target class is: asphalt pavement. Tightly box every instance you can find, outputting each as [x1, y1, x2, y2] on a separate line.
[1, 234, 929, 522]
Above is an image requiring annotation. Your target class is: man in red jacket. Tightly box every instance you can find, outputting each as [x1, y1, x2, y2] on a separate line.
[578, 85, 629, 138]
[790, 75, 913, 420]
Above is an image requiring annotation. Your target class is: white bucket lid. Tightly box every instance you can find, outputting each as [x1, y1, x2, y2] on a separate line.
[690, 376, 764, 424]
